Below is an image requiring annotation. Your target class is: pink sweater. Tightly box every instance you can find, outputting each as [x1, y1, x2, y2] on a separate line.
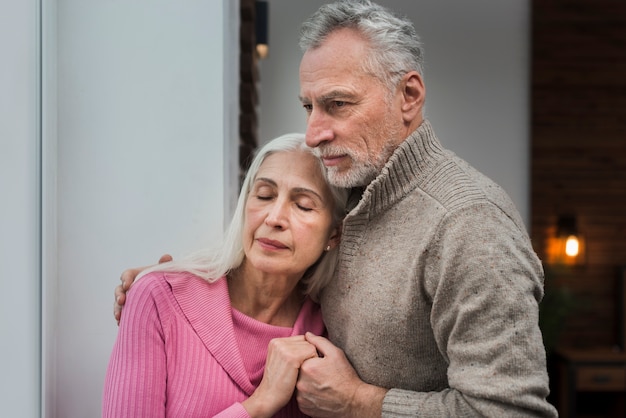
[102, 271, 324, 417]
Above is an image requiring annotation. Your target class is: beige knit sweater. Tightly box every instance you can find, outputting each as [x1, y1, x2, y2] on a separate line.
[320, 120, 558, 417]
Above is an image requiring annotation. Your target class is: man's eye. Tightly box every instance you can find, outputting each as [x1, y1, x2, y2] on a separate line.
[334, 101, 346, 107]
[302, 104, 313, 112]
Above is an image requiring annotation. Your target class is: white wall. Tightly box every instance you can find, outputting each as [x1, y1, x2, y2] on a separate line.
[50, 1, 238, 416]
[0, 2, 42, 417]
[2, 1, 238, 417]
[259, 0, 531, 225]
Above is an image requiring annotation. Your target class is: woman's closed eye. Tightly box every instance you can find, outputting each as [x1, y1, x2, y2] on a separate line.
[295, 195, 318, 212]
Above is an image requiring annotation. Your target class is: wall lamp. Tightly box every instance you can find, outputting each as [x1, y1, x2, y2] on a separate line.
[546, 214, 586, 266]
[256, 1, 269, 59]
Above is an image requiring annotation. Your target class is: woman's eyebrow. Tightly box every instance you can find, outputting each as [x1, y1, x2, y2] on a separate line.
[292, 187, 325, 203]
[255, 178, 325, 202]
[254, 177, 277, 187]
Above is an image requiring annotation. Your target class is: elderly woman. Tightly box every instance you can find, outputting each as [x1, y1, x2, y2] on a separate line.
[102, 133, 347, 417]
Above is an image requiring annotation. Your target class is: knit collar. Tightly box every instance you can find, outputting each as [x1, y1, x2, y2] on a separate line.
[348, 119, 446, 220]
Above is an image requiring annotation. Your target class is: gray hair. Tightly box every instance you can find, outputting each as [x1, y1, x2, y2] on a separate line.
[138, 133, 348, 301]
[299, 0, 424, 91]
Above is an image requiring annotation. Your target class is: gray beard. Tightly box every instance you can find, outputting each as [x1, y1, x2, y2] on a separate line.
[326, 140, 397, 188]
[325, 163, 379, 188]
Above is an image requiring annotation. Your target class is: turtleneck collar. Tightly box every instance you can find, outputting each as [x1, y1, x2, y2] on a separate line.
[348, 119, 446, 220]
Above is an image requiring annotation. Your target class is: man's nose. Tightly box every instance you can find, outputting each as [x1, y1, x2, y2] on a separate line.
[305, 110, 334, 148]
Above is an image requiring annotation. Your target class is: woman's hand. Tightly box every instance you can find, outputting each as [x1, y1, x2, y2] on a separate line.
[242, 335, 318, 418]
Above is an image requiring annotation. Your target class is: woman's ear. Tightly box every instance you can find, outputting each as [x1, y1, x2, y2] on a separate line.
[327, 224, 342, 250]
[400, 71, 426, 123]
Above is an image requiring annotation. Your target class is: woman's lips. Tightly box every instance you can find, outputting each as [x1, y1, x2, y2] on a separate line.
[257, 238, 288, 250]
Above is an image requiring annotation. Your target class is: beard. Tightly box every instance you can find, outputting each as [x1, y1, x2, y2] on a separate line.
[316, 120, 403, 188]
[321, 148, 381, 188]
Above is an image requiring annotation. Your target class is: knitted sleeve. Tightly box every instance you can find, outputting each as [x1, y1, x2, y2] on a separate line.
[102, 274, 168, 417]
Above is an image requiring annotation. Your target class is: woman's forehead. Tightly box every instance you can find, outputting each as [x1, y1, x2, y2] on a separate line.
[257, 151, 326, 189]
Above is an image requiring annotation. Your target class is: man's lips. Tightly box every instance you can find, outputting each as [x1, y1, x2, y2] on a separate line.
[256, 238, 288, 250]
[321, 154, 347, 166]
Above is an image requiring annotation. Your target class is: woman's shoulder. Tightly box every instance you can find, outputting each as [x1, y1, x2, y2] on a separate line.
[155, 271, 229, 309]
[160, 271, 224, 292]
[126, 270, 174, 304]
[128, 270, 201, 299]
[136, 270, 215, 286]
[127, 271, 227, 320]
[132, 270, 223, 297]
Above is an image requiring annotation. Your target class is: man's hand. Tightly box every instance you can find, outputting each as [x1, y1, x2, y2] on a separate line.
[113, 254, 172, 325]
[296, 332, 388, 418]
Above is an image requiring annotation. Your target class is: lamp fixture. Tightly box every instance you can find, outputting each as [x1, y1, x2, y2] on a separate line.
[546, 214, 585, 266]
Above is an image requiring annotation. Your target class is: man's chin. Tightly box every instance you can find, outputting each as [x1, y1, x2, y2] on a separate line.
[326, 167, 374, 189]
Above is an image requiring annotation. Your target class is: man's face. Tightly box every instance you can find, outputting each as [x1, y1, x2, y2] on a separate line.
[299, 28, 406, 188]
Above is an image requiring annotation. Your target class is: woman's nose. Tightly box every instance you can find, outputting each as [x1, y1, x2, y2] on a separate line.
[264, 201, 289, 228]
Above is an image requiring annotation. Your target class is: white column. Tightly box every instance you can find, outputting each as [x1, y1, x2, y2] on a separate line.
[0, 1, 42, 417]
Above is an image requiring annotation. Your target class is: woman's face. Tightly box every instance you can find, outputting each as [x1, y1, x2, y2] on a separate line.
[242, 150, 338, 280]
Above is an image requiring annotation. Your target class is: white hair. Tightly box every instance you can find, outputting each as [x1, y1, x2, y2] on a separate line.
[299, 0, 425, 91]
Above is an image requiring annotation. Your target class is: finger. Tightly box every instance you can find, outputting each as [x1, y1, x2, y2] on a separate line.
[115, 291, 126, 306]
[120, 268, 141, 291]
[268, 338, 319, 367]
[113, 300, 122, 325]
[113, 286, 126, 323]
[304, 332, 337, 357]
[158, 254, 173, 264]
[282, 335, 306, 342]
[296, 340, 321, 360]
[114, 283, 126, 300]
[268, 336, 312, 355]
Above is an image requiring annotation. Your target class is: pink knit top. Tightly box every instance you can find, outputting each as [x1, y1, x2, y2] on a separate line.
[102, 271, 325, 417]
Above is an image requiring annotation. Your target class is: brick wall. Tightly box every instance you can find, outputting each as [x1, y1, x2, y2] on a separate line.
[532, 0, 626, 348]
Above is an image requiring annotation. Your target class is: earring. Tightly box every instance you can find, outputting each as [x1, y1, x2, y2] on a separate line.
[325, 245, 331, 251]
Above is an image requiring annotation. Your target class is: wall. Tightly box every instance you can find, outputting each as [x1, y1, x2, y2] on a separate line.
[1, 1, 239, 417]
[0, 2, 41, 417]
[258, 0, 532, 225]
[49, 2, 239, 416]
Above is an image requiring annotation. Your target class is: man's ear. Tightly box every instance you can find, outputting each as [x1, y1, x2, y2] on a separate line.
[400, 71, 425, 123]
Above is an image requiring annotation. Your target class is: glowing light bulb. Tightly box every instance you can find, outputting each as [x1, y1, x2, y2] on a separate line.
[256, 44, 268, 59]
[565, 235, 579, 257]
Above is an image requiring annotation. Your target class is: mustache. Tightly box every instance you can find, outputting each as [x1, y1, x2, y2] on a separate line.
[313, 144, 354, 160]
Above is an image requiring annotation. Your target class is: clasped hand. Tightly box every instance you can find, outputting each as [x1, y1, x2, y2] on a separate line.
[247, 332, 365, 417]
[296, 332, 368, 418]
